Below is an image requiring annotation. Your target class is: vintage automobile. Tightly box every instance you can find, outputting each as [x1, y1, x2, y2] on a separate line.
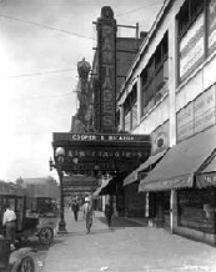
[22, 196, 59, 245]
[0, 236, 35, 272]
[0, 181, 59, 246]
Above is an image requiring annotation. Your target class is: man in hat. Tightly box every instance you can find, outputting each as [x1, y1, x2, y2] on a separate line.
[71, 198, 80, 221]
[83, 196, 93, 234]
[105, 199, 114, 228]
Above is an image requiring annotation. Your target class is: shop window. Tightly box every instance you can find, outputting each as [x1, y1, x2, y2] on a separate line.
[178, 189, 216, 233]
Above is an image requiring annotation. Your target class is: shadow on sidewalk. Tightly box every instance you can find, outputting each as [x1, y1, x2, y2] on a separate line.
[15, 236, 64, 253]
[97, 216, 143, 228]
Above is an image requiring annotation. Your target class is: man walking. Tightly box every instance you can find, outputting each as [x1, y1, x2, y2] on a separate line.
[105, 200, 114, 228]
[72, 199, 80, 221]
[83, 197, 93, 234]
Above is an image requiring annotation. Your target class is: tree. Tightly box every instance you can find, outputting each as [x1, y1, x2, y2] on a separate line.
[15, 176, 24, 186]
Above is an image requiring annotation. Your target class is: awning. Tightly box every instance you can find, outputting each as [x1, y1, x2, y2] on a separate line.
[93, 179, 112, 197]
[139, 125, 216, 192]
[93, 172, 128, 196]
[123, 149, 168, 186]
[196, 155, 216, 188]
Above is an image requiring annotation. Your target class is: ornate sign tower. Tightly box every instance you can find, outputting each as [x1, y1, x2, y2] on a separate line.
[96, 6, 117, 133]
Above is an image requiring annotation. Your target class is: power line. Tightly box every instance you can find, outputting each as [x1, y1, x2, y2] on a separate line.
[0, 13, 95, 40]
[8, 68, 78, 78]
[29, 91, 74, 99]
[13, 91, 75, 100]
[116, 2, 162, 17]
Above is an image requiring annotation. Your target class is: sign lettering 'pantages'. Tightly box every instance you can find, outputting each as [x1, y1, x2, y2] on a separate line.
[97, 7, 116, 132]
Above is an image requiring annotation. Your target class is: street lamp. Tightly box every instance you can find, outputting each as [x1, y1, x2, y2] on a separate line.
[49, 147, 67, 233]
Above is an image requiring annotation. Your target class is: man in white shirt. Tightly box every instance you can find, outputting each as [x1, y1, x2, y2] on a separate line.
[3, 204, 16, 250]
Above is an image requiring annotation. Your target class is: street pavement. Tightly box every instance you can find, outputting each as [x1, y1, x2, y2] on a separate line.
[43, 210, 216, 272]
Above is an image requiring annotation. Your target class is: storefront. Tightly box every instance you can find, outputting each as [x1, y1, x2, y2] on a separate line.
[178, 188, 216, 234]
[123, 149, 168, 218]
[139, 125, 216, 244]
[93, 172, 129, 216]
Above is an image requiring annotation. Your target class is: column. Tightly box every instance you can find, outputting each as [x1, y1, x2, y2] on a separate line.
[119, 105, 125, 131]
[168, 18, 178, 233]
[168, 19, 178, 147]
[170, 189, 178, 233]
[136, 75, 142, 125]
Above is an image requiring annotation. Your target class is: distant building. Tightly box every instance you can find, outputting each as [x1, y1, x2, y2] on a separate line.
[21, 177, 59, 215]
[22, 177, 59, 198]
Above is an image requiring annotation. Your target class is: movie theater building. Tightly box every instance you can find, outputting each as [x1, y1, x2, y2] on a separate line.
[118, 0, 216, 244]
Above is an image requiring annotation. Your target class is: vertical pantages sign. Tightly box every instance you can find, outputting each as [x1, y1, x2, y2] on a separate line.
[97, 6, 117, 132]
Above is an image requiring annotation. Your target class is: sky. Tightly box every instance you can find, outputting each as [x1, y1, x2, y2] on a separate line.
[0, 0, 163, 181]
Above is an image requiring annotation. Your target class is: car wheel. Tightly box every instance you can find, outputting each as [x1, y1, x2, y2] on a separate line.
[38, 227, 53, 245]
[19, 256, 35, 272]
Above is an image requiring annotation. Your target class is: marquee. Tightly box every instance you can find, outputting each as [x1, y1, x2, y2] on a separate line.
[52, 132, 151, 175]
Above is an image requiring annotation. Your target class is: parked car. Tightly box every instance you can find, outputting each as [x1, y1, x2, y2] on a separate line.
[0, 181, 59, 246]
[0, 237, 35, 272]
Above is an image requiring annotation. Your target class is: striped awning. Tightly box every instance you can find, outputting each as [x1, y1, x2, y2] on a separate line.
[123, 149, 168, 186]
[93, 179, 112, 197]
[139, 125, 216, 192]
[196, 155, 216, 188]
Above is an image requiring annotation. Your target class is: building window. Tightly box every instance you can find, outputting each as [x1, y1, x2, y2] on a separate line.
[207, 0, 216, 54]
[177, 0, 204, 81]
[123, 87, 137, 132]
[177, 0, 216, 82]
[116, 109, 120, 131]
[141, 32, 168, 116]
[178, 0, 204, 39]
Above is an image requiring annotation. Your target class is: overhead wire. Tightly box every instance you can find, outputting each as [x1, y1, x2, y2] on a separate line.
[116, 2, 162, 17]
[0, 13, 95, 40]
[12, 90, 76, 100]
[8, 67, 78, 78]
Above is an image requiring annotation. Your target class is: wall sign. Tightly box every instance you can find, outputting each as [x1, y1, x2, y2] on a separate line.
[53, 132, 149, 142]
[194, 85, 216, 133]
[97, 7, 117, 132]
[151, 121, 169, 155]
[177, 102, 194, 141]
[177, 85, 216, 142]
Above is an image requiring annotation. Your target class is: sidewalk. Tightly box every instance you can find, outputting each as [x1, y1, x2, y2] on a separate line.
[44, 210, 216, 272]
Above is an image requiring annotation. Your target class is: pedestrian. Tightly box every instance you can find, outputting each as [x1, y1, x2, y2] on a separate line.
[105, 200, 114, 228]
[72, 199, 80, 221]
[2, 203, 16, 251]
[83, 197, 93, 234]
